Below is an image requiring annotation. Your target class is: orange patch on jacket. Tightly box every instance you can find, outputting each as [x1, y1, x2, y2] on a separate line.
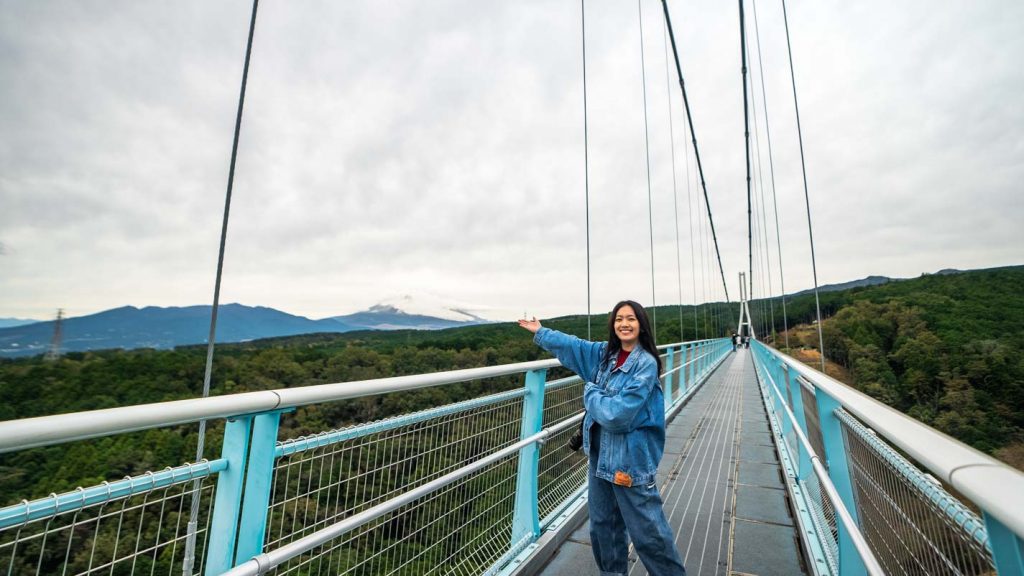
[613, 471, 633, 487]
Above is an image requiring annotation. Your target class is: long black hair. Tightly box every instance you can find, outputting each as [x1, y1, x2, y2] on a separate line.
[604, 300, 662, 376]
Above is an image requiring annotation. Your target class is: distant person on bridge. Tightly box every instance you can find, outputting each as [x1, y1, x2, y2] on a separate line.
[519, 300, 686, 576]
[731, 332, 740, 350]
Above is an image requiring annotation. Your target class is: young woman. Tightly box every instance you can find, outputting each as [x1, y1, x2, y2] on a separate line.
[518, 300, 686, 576]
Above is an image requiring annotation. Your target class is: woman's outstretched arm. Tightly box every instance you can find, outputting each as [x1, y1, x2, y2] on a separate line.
[517, 317, 604, 381]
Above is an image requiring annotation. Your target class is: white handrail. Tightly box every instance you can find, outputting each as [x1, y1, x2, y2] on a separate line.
[222, 413, 586, 576]
[756, 354, 885, 575]
[0, 338, 717, 454]
[762, 345, 1024, 540]
[0, 358, 557, 453]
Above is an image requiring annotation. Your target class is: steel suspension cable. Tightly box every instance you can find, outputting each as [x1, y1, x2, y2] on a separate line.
[750, 174, 760, 333]
[755, 158, 773, 338]
[637, 0, 658, 340]
[745, 39, 776, 339]
[739, 0, 753, 330]
[684, 109, 699, 340]
[704, 196, 714, 336]
[749, 181, 765, 334]
[659, 0, 730, 304]
[753, 180, 766, 338]
[782, 0, 826, 370]
[183, 1, 259, 573]
[698, 185, 709, 337]
[752, 0, 789, 347]
[756, 157, 774, 336]
[581, 0, 592, 339]
[662, 18, 685, 343]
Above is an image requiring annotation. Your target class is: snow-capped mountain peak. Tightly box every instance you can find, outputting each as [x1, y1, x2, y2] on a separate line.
[327, 293, 493, 331]
[371, 294, 490, 323]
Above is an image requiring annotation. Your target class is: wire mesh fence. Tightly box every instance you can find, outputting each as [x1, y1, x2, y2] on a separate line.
[538, 377, 587, 524]
[0, 341, 734, 576]
[270, 455, 520, 576]
[0, 465, 216, 576]
[799, 471, 839, 575]
[670, 348, 685, 402]
[266, 391, 527, 575]
[839, 410, 996, 576]
[798, 377, 826, 474]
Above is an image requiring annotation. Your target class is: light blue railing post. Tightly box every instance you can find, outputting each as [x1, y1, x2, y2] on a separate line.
[703, 341, 710, 377]
[233, 411, 284, 566]
[205, 416, 254, 576]
[511, 368, 547, 545]
[696, 341, 704, 380]
[984, 513, 1024, 575]
[678, 346, 687, 393]
[815, 387, 867, 576]
[664, 346, 675, 410]
[691, 342, 699, 382]
[687, 343, 696, 391]
[695, 341, 701, 382]
[783, 365, 813, 479]
[774, 360, 792, 440]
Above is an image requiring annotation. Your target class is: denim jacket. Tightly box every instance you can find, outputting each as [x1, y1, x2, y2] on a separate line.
[534, 327, 666, 487]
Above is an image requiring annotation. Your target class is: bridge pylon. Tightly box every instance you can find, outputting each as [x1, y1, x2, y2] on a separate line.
[736, 272, 755, 339]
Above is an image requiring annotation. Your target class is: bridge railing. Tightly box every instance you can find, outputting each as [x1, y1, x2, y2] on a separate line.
[751, 340, 1024, 576]
[0, 337, 731, 576]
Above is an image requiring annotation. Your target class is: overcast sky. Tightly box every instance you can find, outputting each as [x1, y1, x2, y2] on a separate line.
[1, 0, 1021, 322]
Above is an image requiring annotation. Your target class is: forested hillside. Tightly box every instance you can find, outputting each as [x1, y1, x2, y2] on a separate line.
[762, 266, 1024, 464]
[0, 308, 731, 505]
[1, 266, 1021, 506]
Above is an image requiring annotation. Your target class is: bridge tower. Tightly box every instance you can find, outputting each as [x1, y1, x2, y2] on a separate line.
[735, 273, 755, 339]
[44, 308, 63, 361]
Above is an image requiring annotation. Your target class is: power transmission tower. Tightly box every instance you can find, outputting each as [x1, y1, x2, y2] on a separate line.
[45, 308, 63, 361]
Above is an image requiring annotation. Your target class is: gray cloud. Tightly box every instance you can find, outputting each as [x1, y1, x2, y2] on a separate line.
[1, 0, 1021, 322]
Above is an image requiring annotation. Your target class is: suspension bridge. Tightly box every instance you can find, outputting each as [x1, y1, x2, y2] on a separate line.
[1, 1, 1022, 575]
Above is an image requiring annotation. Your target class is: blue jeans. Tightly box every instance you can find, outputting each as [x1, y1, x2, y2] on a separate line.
[588, 462, 686, 576]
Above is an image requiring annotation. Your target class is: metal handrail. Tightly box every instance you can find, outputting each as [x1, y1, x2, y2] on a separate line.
[756, 355, 885, 575]
[223, 413, 586, 576]
[0, 336, 730, 576]
[224, 340, 728, 575]
[661, 349, 717, 378]
[0, 358, 559, 453]
[0, 338, 719, 454]
[760, 345, 1024, 541]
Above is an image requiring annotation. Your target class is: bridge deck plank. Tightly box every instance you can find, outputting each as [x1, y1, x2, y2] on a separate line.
[534, 349, 807, 576]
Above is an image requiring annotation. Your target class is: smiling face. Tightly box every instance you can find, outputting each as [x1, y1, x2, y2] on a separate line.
[613, 305, 641, 350]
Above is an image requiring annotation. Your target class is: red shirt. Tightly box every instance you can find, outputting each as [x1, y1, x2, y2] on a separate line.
[614, 348, 630, 370]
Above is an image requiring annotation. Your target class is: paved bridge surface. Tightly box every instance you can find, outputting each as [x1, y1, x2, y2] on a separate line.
[537, 349, 807, 576]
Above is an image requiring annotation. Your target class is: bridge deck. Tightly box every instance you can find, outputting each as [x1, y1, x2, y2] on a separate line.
[536, 349, 807, 576]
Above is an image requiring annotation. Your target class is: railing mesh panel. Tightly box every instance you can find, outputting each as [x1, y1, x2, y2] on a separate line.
[272, 455, 519, 576]
[538, 378, 587, 523]
[839, 410, 995, 576]
[799, 378, 826, 472]
[267, 395, 523, 574]
[800, 472, 839, 575]
[0, 475, 215, 576]
[672, 348, 685, 401]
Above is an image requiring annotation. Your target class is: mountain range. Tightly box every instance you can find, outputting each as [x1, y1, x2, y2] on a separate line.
[0, 300, 491, 358]
[787, 268, 964, 298]
[0, 269, 972, 358]
[0, 318, 38, 329]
